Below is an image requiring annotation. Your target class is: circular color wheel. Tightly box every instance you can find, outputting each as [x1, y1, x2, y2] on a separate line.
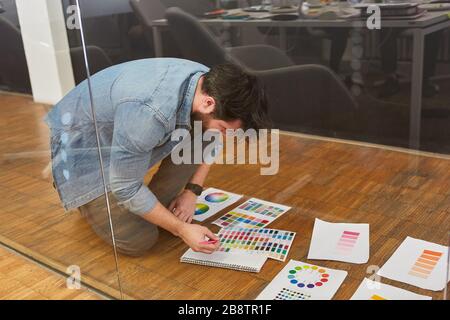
[287, 265, 330, 289]
[194, 203, 210, 215]
[205, 192, 229, 203]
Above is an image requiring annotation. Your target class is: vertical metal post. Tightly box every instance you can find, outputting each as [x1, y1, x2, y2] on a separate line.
[75, 0, 124, 300]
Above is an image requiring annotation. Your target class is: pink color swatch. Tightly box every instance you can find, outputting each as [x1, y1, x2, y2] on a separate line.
[336, 231, 360, 254]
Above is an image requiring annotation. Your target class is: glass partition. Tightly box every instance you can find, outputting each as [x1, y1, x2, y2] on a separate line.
[80, 0, 450, 299]
[0, 0, 121, 299]
[79, 0, 449, 300]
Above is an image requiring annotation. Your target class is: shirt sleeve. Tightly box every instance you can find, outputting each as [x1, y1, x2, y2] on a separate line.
[109, 100, 167, 215]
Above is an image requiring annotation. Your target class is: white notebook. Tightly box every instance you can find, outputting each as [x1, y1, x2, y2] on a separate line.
[180, 250, 268, 273]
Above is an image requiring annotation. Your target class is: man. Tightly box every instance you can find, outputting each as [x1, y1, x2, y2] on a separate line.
[45, 58, 270, 257]
[378, 29, 443, 98]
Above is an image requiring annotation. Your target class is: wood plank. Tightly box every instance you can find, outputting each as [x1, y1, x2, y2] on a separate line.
[0, 246, 101, 300]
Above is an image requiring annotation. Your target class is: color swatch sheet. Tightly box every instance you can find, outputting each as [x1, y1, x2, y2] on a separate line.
[217, 227, 296, 262]
[307, 218, 370, 264]
[256, 260, 347, 300]
[377, 236, 449, 291]
[212, 198, 291, 229]
[193, 187, 242, 222]
[350, 278, 431, 300]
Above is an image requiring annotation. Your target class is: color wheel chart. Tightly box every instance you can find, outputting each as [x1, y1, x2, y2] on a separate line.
[274, 288, 311, 300]
[256, 260, 348, 300]
[195, 203, 210, 215]
[193, 188, 242, 222]
[205, 192, 229, 203]
[336, 230, 360, 254]
[217, 227, 296, 261]
[287, 264, 330, 289]
[212, 198, 291, 229]
[408, 249, 443, 279]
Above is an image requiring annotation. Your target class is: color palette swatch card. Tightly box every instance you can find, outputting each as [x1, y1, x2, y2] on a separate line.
[193, 187, 242, 222]
[377, 237, 449, 291]
[307, 218, 370, 264]
[256, 260, 348, 300]
[350, 278, 432, 300]
[216, 227, 296, 262]
[212, 198, 291, 229]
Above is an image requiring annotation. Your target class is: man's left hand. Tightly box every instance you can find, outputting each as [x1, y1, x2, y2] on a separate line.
[168, 190, 197, 223]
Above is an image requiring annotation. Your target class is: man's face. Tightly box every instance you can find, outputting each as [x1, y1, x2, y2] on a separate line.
[191, 112, 242, 135]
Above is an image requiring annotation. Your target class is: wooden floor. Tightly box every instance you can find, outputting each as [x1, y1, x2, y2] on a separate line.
[0, 246, 101, 299]
[0, 93, 449, 300]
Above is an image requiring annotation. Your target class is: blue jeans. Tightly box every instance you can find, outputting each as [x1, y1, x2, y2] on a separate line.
[79, 150, 200, 257]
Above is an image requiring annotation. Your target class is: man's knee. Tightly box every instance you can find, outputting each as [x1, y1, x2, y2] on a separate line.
[114, 224, 159, 257]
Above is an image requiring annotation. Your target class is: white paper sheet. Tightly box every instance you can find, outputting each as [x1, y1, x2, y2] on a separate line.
[307, 218, 370, 264]
[193, 187, 242, 222]
[351, 278, 432, 300]
[377, 236, 450, 291]
[256, 260, 347, 300]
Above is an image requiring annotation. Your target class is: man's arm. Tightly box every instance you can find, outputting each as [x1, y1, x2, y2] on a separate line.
[141, 201, 218, 253]
[189, 163, 211, 186]
[168, 163, 211, 223]
[109, 101, 218, 253]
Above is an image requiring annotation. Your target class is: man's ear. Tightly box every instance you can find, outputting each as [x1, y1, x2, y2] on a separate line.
[203, 95, 216, 114]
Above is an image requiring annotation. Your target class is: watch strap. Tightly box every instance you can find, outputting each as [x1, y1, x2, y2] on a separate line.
[185, 183, 203, 196]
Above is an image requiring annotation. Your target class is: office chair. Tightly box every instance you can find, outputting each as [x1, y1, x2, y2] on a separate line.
[70, 46, 113, 84]
[165, 7, 358, 136]
[0, 15, 113, 94]
[165, 7, 293, 70]
[0, 16, 31, 93]
[129, 0, 182, 58]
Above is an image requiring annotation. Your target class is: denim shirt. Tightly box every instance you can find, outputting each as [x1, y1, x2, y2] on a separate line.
[45, 58, 210, 215]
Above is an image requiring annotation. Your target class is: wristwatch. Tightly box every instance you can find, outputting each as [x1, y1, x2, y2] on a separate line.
[185, 183, 203, 196]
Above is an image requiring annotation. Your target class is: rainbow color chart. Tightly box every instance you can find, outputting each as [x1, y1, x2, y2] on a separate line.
[408, 249, 443, 279]
[193, 188, 242, 222]
[274, 288, 311, 300]
[217, 227, 296, 261]
[336, 230, 360, 254]
[205, 192, 229, 203]
[256, 260, 348, 300]
[195, 203, 210, 215]
[287, 264, 330, 289]
[212, 198, 291, 229]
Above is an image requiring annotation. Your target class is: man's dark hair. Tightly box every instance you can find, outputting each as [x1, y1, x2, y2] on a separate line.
[202, 64, 271, 131]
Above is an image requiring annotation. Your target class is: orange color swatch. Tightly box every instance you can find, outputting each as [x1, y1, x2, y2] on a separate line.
[408, 249, 443, 279]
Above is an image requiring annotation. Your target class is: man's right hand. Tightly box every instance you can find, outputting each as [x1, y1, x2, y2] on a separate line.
[177, 223, 219, 254]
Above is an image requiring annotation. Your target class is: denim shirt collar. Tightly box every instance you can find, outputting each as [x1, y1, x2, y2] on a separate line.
[176, 71, 205, 131]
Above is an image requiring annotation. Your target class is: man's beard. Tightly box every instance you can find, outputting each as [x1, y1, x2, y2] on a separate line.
[191, 112, 212, 130]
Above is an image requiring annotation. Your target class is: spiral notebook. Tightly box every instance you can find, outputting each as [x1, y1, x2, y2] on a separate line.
[180, 250, 268, 273]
